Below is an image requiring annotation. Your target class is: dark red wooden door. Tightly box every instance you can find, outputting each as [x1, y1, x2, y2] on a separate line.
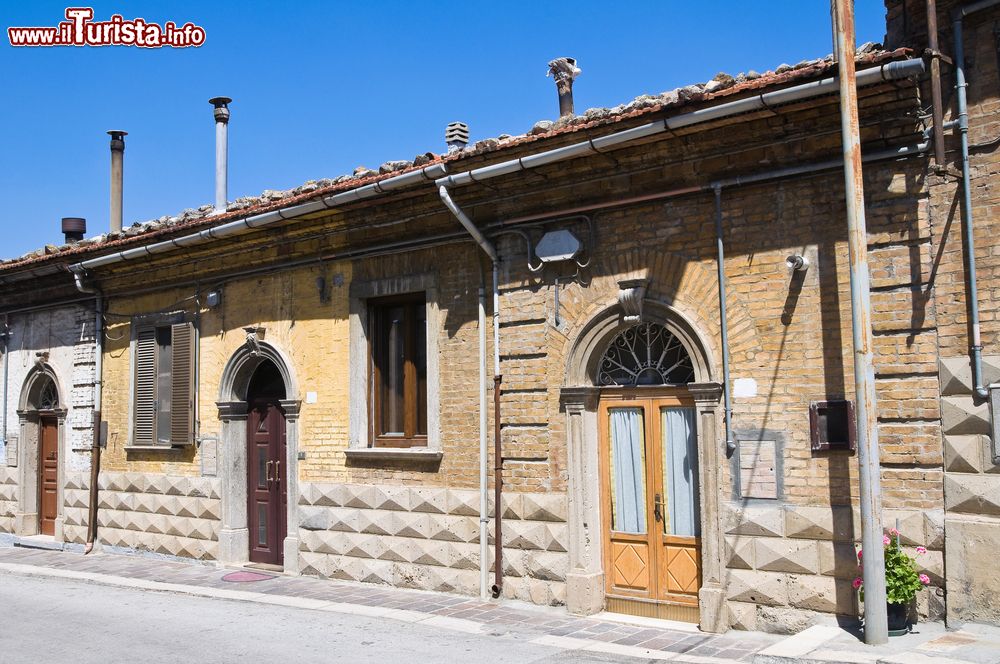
[39, 416, 58, 537]
[247, 400, 286, 566]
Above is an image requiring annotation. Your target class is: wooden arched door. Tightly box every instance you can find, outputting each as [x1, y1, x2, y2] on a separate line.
[246, 361, 287, 567]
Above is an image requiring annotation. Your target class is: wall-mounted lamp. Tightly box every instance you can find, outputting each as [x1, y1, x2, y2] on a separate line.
[785, 255, 810, 272]
[205, 290, 222, 308]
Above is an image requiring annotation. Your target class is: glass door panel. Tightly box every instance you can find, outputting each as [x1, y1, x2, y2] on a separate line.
[608, 407, 647, 534]
[660, 407, 699, 537]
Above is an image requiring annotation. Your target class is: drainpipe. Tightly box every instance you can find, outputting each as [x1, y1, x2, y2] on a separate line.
[1, 316, 9, 450]
[478, 286, 489, 599]
[438, 185, 504, 598]
[712, 186, 736, 457]
[108, 131, 126, 234]
[953, 0, 1000, 400]
[833, 0, 887, 644]
[210, 97, 232, 215]
[69, 267, 103, 554]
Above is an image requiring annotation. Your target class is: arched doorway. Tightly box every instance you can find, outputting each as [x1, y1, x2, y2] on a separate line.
[561, 301, 727, 631]
[16, 366, 66, 539]
[596, 322, 701, 621]
[216, 341, 300, 574]
[246, 360, 287, 567]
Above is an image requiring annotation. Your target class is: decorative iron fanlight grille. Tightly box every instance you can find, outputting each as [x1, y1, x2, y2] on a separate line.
[38, 377, 58, 410]
[598, 322, 695, 386]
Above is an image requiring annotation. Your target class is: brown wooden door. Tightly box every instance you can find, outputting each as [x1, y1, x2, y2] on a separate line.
[247, 400, 287, 566]
[39, 415, 59, 537]
[600, 392, 701, 621]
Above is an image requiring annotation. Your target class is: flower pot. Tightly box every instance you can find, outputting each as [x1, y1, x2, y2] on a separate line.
[886, 601, 910, 634]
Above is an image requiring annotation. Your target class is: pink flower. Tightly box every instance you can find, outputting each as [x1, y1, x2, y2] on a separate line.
[916, 546, 927, 554]
[883, 534, 891, 546]
[919, 574, 931, 585]
[889, 528, 899, 537]
[857, 549, 863, 560]
[853, 577, 863, 590]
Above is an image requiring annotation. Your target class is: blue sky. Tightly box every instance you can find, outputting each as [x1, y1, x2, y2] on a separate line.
[0, 2, 886, 260]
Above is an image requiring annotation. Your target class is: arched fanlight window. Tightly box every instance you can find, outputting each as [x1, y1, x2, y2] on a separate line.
[37, 376, 59, 410]
[598, 322, 695, 386]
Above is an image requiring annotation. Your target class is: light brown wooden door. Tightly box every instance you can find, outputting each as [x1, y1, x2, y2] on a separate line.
[247, 400, 287, 566]
[600, 392, 701, 620]
[39, 415, 59, 537]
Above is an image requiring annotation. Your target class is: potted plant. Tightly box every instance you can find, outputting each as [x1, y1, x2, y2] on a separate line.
[854, 529, 931, 634]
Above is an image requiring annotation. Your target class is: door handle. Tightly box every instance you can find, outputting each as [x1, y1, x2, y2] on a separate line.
[654, 493, 664, 522]
[265, 460, 274, 484]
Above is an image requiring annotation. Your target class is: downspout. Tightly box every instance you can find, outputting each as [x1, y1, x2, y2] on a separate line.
[70, 266, 103, 554]
[952, 0, 1000, 400]
[438, 185, 504, 598]
[478, 286, 489, 599]
[2, 316, 9, 451]
[711, 186, 736, 456]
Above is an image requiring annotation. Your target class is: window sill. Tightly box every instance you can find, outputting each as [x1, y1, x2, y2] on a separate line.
[344, 447, 443, 463]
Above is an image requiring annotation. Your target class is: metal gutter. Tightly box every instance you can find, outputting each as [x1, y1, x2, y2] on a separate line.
[952, 0, 1000, 400]
[72, 163, 449, 272]
[436, 59, 926, 190]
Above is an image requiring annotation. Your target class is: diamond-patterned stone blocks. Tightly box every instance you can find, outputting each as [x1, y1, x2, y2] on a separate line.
[298, 482, 568, 605]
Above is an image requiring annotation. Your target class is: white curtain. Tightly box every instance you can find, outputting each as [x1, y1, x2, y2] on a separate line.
[609, 408, 646, 534]
[663, 407, 700, 537]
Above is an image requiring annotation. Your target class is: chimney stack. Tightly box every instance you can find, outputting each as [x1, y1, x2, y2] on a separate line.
[547, 58, 581, 118]
[61, 217, 86, 244]
[445, 122, 469, 152]
[209, 96, 232, 214]
[107, 130, 126, 233]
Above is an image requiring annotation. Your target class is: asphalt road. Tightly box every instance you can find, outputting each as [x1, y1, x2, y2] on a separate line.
[0, 574, 637, 664]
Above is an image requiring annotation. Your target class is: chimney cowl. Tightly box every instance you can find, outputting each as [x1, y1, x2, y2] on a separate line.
[210, 96, 232, 124]
[61, 217, 86, 244]
[445, 122, 469, 152]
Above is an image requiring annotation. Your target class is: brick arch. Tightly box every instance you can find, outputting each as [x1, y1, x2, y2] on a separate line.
[557, 247, 762, 383]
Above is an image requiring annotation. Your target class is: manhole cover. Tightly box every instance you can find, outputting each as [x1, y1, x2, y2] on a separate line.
[221, 571, 275, 583]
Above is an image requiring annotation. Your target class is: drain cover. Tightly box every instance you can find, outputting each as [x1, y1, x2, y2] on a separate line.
[221, 571, 275, 583]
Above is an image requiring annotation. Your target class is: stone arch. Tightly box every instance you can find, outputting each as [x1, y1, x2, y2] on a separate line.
[218, 341, 298, 404]
[14, 363, 68, 539]
[565, 298, 716, 388]
[216, 340, 301, 574]
[18, 363, 66, 412]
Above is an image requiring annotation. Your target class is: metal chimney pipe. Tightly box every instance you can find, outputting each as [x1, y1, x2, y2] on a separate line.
[547, 57, 581, 118]
[107, 131, 126, 233]
[209, 96, 232, 214]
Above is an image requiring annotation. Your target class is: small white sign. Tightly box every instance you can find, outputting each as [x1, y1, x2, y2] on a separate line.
[733, 378, 758, 398]
[306, 391, 318, 404]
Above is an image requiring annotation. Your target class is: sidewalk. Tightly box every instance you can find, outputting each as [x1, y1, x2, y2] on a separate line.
[1, 543, 998, 663]
[0, 543, 774, 663]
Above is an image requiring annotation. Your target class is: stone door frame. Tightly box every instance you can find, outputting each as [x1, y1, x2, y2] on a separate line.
[216, 342, 301, 574]
[560, 299, 728, 633]
[14, 364, 68, 540]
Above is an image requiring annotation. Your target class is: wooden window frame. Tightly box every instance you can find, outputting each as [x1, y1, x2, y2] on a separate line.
[369, 293, 427, 448]
[131, 318, 196, 448]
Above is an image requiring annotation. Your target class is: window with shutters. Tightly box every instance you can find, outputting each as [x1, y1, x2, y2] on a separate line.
[132, 321, 195, 447]
[370, 293, 427, 448]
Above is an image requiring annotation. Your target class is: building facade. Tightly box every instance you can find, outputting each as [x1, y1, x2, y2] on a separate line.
[2, 0, 999, 635]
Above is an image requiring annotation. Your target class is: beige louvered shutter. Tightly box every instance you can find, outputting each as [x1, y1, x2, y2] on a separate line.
[134, 328, 156, 446]
[169, 322, 196, 445]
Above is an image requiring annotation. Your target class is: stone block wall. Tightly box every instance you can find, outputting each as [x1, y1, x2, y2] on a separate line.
[722, 502, 945, 633]
[0, 466, 15, 533]
[298, 483, 568, 605]
[95, 471, 221, 560]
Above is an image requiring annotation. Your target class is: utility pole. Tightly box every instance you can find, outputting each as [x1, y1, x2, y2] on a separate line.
[832, 0, 888, 645]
